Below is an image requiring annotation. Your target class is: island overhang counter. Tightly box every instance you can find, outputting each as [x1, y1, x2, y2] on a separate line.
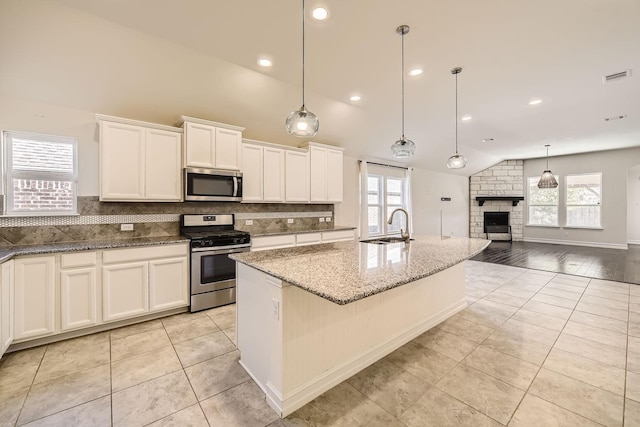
[230, 235, 490, 417]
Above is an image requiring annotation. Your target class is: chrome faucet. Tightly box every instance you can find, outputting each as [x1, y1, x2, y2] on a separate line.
[387, 208, 411, 242]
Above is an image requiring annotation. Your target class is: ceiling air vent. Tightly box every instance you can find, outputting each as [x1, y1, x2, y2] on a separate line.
[604, 114, 627, 122]
[602, 69, 632, 83]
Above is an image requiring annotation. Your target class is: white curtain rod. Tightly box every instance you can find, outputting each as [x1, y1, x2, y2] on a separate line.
[359, 160, 410, 170]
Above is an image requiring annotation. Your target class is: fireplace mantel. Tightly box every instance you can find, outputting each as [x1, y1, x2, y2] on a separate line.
[476, 196, 524, 206]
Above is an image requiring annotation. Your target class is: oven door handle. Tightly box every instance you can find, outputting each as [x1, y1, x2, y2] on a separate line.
[191, 244, 251, 254]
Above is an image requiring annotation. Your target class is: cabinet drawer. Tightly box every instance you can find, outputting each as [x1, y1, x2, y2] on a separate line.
[322, 229, 355, 243]
[296, 233, 322, 246]
[251, 235, 296, 251]
[60, 252, 97, 268]
[103, 243, 188, 264]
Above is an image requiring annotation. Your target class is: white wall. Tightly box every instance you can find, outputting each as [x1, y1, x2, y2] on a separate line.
[523, 147, 640, 248]
[334, 156, 469, 238]
[628, 164, 640, 245]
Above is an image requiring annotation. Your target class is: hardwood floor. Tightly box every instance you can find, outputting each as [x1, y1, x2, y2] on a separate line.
[471, 241, 640, 284]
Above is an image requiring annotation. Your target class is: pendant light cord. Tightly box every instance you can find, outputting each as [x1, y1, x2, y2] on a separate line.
[401, 29, 405, 140]
[301, 0, 306, 108]
[546, 145, 550, 169]
[455, 71, 458, 154]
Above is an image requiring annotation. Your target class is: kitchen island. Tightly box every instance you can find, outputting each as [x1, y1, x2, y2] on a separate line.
[230, 235, 490, 417]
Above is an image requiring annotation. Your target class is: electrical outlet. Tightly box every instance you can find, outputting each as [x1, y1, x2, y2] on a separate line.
[319, 217, 325, 222]
[272, 298, 280, 320]
[287, 218, 294, 224]
[120, 223, 134, 231]
[564, 231, 569, 237]
[245, 219, 253, 226]
[325, 217, 331, 222]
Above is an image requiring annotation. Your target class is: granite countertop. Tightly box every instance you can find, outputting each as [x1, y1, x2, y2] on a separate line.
[0, 236, 189, 263]
[250, 226, 356, 238]
[231, 235, 491, 305]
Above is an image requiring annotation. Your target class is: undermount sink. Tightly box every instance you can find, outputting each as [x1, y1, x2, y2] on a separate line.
[360, 237, 414, 245]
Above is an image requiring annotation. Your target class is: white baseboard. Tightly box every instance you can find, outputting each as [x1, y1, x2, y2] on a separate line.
[628, 240, 640, 245]
[274, 299, 467, 418]
[522, 237, 628, 250]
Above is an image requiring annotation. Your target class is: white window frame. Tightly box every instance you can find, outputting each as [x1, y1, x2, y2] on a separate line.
[361, 163, 411, 239]
[565, 172, 602, 229]
[526, 175, 559, 227]
[2, 130, 78, 216]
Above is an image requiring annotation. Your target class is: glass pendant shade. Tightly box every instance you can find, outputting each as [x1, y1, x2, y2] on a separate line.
[447, 153, 467, 169]
[538, 170, 558, 188]
[537, 145, 558, 188]
[391, 137, 416, 158]
[285, 106, 319, 137]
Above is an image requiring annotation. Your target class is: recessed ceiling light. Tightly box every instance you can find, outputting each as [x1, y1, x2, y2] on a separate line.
[258, 58, 272, 67]
[312, 7, 328, 20]
[349, 95, 361, 102]
[409, 69, 423, 76]
[529, 99, 542, 105]
[461, 115, 472, 121]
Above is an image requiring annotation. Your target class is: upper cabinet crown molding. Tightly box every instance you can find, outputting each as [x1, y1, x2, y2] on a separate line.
[177, 116, 245, 132]
[95, 114, 183, 133]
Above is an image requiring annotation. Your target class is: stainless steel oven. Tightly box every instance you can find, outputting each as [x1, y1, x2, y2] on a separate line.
[181, 214, 251, 312]
[184, 167, 243, 202]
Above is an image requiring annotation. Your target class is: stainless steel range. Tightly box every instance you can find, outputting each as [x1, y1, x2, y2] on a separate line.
[181, 214, 251, 312]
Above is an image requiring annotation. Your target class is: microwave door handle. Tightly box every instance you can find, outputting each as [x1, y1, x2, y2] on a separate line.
[233, 177, 238, 197]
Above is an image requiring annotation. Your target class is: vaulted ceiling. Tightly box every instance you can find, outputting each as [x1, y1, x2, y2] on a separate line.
[2, 0, 639, 174]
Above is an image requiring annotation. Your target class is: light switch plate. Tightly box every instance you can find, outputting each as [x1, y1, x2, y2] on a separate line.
[120, 223, 134, 231]
[245, 219, 253, 225]
[325, 217, 331, 222]
[319, 217, 325, 222]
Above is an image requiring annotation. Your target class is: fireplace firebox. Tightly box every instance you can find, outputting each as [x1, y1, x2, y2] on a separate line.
[484, 212, 510, 234]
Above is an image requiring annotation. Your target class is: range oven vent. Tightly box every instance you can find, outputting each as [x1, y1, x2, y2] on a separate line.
[602, 69, 632, 83]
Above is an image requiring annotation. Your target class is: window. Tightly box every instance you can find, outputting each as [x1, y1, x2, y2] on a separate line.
[566, 173, 601, 227]
[362, 163, 409, 237]
[527, 176, 559, 226]
[3, 131, 78, 215]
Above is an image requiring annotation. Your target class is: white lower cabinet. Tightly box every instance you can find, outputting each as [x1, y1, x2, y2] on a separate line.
[103, 262, 149, 322]
[149, 257, 189, 312]
[1, 260, 15, 358]
[102, 243, 188, 323]
[60, 252, 99, 332]
[14, 256, 56, 341]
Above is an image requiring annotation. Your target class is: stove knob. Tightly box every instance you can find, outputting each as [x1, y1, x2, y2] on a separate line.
[192, 241, 201, 248]
[206, 240, 213, 246]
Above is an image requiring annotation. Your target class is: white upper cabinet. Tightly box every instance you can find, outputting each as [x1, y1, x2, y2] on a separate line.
[241, 140, 285, 203]
[98, 115, 182, 202]
[285, 150, 309, 203]
[181, 116, 244, 170]
[304, 142, 345, 203]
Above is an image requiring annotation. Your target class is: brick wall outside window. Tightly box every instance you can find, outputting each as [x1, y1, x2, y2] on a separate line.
[12, 179, 74, 212]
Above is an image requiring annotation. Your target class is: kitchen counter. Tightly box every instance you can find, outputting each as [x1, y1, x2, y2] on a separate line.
[234, 234, 490, 417]
[0, 235, 189, 263]
[248, 225, 356, 238]
[231, 235, 490, 305]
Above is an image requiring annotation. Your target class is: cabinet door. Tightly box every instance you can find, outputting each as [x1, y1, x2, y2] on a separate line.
[309, 145, 328, 202]
[327, 149, 344, 202]
[185, 122, 216, 168]
[145, 129, 182, 201]
[14, 256, 56, 341]
[103, 262, 149, 322]
[60, 267, 98, 331]
[1, 261, 14, 356]
[149, 257, 189, 312]
[215, 128, 242, 170]
[241, 143, 263, 201]
[100, 121, 146, 201]
[285, 151, 309, 202]
[263, 147, 285, 202]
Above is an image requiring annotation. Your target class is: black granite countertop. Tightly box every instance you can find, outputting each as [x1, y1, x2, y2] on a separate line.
[249, 226, 356, 238]
[0, 236, 189, 263]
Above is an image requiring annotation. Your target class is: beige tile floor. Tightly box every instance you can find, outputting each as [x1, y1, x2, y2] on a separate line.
[1, 260, 640, 426]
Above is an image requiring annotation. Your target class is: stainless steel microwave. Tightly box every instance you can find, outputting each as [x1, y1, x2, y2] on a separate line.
[184, 168, 243, 202]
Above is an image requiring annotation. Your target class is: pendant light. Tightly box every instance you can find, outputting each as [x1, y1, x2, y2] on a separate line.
[391, 25, 415, 158]
[285, 0, 319, 137]
[446, 67, 467, 169]
[537, 144, 558, 188]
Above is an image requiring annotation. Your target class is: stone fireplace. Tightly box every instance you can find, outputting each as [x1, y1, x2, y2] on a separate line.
[469, 160, 524, 240]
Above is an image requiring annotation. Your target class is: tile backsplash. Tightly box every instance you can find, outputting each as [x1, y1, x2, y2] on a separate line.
[0, 197, 334, 246]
